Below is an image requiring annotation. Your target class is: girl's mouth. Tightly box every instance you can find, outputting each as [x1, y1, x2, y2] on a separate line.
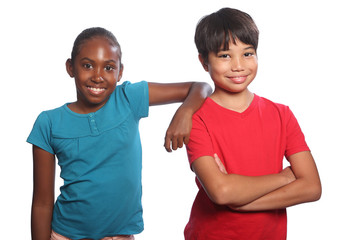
[87, 86, 106, 94]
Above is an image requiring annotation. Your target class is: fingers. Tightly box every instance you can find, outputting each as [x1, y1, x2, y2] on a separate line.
[281, 166, 296, 184]
[171, 137, 179, 151]
[164, 132, 187, 152]
[163, 115, 192, 152]
[214, 153, 227, 174]
[183, 135, 190, 145]
[164, 136, 172, 152]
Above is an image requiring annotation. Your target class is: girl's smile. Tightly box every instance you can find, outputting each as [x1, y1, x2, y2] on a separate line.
[87, 86, 106, 95]
[66, 37, 123, 114]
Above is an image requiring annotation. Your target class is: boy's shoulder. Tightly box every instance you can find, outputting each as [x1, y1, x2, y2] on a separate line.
[257, 95, 289, 110]
[198, 95, 290, 111]
[195, 95, 292, 119]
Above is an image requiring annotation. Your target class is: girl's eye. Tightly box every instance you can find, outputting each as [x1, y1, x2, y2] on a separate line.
[83, 63, 92, 69]
[105, 65, 114, 71]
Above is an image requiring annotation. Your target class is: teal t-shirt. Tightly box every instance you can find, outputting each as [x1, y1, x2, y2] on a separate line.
[27, 81, 149, 239]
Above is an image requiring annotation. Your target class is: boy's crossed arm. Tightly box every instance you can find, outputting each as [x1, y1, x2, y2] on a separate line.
[192, 151, 321, 211]
[230, 151, 321, 211]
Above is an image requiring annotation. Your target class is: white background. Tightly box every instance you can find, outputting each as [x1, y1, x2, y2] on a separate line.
[1, 0, 359, 239]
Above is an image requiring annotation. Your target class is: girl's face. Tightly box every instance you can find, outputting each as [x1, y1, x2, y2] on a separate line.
[66, 37, 123, 114]
[200, 39, 258, 96]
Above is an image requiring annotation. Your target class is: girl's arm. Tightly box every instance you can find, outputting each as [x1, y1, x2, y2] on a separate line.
[229, 151, 321, 211]
[191, 155, 296, 206]
[31, 145, 55, 240]
[148, 82, 212, 152]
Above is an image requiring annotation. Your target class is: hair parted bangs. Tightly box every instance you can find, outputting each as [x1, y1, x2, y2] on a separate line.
[195, 8, 259, 62]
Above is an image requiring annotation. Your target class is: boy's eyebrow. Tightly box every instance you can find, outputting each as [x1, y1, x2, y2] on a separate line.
[218, 46, 255, 52]
[244, 46, 255, 50]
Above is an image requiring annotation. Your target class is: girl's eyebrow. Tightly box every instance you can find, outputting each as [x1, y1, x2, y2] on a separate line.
[80, 57, 117, 64]
[80, 57, 94, 62]
[105, 59, 117, 64]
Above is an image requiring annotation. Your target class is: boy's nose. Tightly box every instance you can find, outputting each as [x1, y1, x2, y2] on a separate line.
[231, 58, 244, 71]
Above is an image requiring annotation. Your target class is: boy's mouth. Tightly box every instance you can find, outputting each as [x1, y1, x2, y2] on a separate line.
[228, 76, 247, 84]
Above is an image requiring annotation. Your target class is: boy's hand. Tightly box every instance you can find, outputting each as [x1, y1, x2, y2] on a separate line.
[164, 107, 192, 152]
[214, 153, 227, 174]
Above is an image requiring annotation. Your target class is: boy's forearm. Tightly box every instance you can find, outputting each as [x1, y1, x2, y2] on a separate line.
[214, 171, 294, 206]
[193, 156, 295, 206]
[230, 152, 322, 211]
[230, 176, 322, 211]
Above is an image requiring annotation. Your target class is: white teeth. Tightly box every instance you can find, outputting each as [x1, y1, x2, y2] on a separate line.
[88, 87, 105, 92]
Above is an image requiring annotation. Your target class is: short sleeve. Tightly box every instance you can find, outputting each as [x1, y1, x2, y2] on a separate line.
[186, 113, 214, 166]
[285, 107, 310, 158]
[26, 112, 55, 154]
[122, 81, 149, 119]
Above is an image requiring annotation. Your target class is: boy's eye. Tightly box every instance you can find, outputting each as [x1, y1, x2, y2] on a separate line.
[218, 54, 230, 58]
[244, 52, 256, 57]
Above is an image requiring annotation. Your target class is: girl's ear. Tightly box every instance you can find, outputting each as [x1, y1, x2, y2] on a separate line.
[198, 54, 209, 72]
[117, 63, 124, 82]
[66, 59, 74, 78]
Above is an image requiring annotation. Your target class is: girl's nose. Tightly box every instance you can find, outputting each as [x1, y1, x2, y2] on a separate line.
[92, 70, 104, 83]
[93, 75, 104, 82]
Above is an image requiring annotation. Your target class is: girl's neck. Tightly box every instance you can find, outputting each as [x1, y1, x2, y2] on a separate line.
[67, 101, 106, 114]
[210, 88, 254, 113]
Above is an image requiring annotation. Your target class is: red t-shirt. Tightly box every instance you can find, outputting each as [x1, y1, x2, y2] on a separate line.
[185, 95, 310, 240]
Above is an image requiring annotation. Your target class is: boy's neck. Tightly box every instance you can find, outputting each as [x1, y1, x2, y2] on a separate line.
[210, 88, 254, 113]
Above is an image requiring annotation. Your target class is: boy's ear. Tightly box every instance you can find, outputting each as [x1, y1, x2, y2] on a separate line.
[66, 59, 74, 78]
[198, 54, 209, 72]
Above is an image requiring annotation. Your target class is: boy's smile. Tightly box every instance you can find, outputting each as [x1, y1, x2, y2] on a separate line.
[201, 39, 258, 97]
[228, 75, 248, 84]
[66, 37, 123, 114]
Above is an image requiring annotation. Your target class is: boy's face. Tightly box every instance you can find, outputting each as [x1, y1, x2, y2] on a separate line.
[66, 37, 123, 113]
[200, 39, 258, 95]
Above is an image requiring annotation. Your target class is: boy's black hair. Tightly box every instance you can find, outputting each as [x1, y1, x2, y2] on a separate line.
[195, 8, 259, 63]
[70, 27, 122, 65]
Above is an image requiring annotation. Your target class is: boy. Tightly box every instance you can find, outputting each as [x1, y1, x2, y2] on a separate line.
[185, 8, 321, 240]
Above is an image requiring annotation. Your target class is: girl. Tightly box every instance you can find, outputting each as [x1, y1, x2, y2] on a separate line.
[27, 27, 211, 240]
